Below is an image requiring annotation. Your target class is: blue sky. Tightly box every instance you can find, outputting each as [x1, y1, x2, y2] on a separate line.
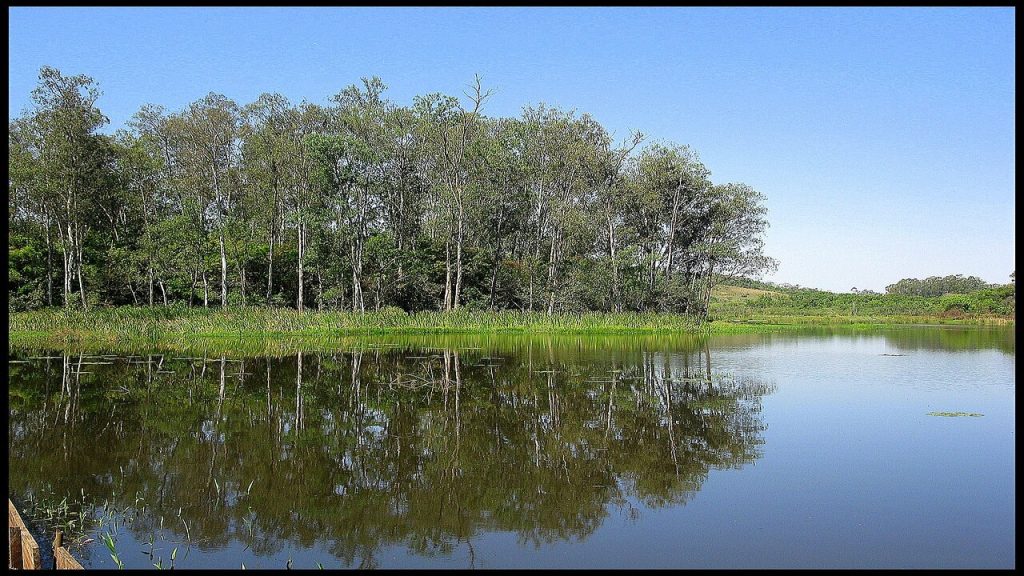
[8, 7, 1015, 292]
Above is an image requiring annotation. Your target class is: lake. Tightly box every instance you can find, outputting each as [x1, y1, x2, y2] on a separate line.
[7, 326, 1015, 569]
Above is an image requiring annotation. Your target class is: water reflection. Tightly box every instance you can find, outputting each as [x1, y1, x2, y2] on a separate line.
[706, 325, 1015, 355]
[9, 340, 772, 568]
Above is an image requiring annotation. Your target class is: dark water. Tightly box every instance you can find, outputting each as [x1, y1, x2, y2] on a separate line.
[7, 326, 1015, 569]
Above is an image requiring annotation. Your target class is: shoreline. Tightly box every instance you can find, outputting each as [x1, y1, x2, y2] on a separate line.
[9, 308, 1013, 354]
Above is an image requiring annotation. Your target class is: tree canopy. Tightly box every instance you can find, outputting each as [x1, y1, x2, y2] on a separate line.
[9, 67, 777, 316]
[884, 274, 996, 297]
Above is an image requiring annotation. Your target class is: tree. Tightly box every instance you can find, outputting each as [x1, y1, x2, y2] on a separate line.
[885, 274, 993, 297]
[9, 66, 783, 319]
[694, 183, 777, 319]
[25, 66, 110, 308]
[414, 76, 493, 310]
[176, 94, 242, 308]
[241, 93, 293, 305]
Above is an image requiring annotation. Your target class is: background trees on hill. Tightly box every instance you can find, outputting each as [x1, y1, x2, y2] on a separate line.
[8, 67, 777, 316]
[884, 274, 995, 297]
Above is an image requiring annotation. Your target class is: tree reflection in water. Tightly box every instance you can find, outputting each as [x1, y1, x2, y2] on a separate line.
[8, 338, 774, 568]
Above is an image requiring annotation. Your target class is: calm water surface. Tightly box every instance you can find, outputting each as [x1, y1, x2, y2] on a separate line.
[7, 326, 1015, 568]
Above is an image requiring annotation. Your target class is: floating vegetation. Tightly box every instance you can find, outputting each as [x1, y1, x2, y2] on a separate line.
[927, 411, 984, 417]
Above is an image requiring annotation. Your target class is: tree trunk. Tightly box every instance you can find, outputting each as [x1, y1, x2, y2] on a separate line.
[666, 184, 681, 279]
[219, 232, 228, 308]
[649, 245, 657, 295]
[266, 230, 275, 304]
[63, 247, 70, 307]
[297, 221, 304, 312]
[528, 273, 534, 312]
[443, 237, 453, 311]
[44, 215, 54, 306]
[488, 219, 504, 310]
[63, 222, 72, 307]
[351, 243, 364, 313]
[607, 209, 620, 312]
[75, 224, 87, 309]
[316, 267, 324, 312]
[701, 261, 715, 321]
[128, 281, 139, 305]
[267, 183, 278, 304]
[375, 276, 381, 311]
[453, 204, 464, 310]
[546, 228, 560, 315]
[396, 184, 406, 283]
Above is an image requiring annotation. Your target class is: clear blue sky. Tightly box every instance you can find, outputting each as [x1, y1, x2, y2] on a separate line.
[8, 7, 1015, 292]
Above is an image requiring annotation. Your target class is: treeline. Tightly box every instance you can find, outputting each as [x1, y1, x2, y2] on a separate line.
[722, 273, 1011, 298]
[711, 274, 1015, 320]
[884, 274, 999, 297]
[8, 67, 775, 317]
[716, 284, 1015, 318]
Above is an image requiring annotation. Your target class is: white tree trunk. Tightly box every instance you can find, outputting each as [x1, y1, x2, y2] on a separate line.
[219, 232, 228, 308]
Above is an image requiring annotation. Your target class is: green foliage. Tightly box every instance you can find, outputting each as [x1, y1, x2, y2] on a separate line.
[8, 232, 45, 311]
[9, 66, 775, 320]
[710, 280, 1014, 323]
[9, 307, 704, 348]
[885, 274, 995, 297]
[101, 532, 124, 569]
[939, 293, 972, 313]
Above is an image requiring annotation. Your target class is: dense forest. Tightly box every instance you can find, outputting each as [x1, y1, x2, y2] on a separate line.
[8, 67, 775, 317]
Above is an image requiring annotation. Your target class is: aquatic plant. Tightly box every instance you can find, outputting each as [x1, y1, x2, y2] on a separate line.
[101, 531, 124, 569]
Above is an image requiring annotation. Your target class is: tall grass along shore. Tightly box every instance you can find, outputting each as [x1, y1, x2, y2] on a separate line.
[9, 305, 1012, 351]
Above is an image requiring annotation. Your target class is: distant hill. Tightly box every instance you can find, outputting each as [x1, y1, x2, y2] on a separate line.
[712, 284, 780, 303]
[712, 275, 1014, 318]
[715, 275, 805, 293]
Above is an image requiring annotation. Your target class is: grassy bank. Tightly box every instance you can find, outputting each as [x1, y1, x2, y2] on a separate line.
[8, 306, 703, 345]
[8, 305, 1013, 353]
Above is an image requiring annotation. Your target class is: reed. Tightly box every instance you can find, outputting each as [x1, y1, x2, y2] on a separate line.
[9, 306, 1012, 353]
[9, 306, 705, 341]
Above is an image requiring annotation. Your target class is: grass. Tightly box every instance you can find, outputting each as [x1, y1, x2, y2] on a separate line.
[9, 306, 704, 340]
[710, 282, 1015, 321]
[712, 284, 782, 301]
[8, 302, 1013, 354]
[708, 284, 1013, 328]
[709, 313, 1013, 329]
